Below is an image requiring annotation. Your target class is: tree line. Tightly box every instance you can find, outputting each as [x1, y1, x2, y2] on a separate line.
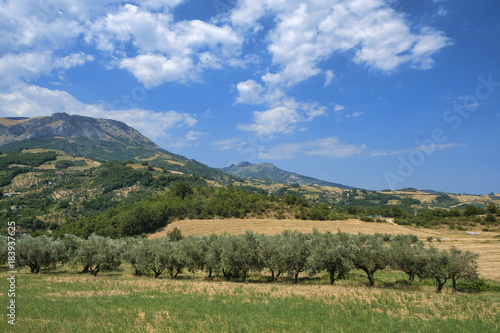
[1, 231, 481, 293]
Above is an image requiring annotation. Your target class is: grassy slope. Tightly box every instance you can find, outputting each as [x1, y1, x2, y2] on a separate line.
[0, 269, 498, 332]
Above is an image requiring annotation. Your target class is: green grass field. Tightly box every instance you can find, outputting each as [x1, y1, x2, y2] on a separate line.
[1, 266, 499, 332]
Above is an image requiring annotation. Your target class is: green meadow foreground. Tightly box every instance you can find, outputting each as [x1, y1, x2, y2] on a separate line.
[2, 218, 499, 332]
[1, 268, 499, 333]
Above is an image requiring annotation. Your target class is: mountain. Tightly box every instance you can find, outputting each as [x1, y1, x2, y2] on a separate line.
[220, 162, 352, 189]
[0, 113, 230, 182]
[0, 113, 158, 149]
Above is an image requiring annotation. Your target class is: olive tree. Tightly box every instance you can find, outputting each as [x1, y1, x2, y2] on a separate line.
[122, 238, 169, 277]
[219, 234, 244, 281]
[279, 230, 311, 284]
[425, 247, 450, 292]
[164, 240, 185, 279]
[175, 236, 206, 274]
[72, 234, 122, 276]
[60, 234, 83, 265]
[238, 231, 265, 282]
[204, 234, 222, 278]
[16, 235, 65, 274]
[121, 237, 145, 275]
[308, 231, 357, 285]
[260, 234, 285, 281]
[447, 247, 479, 290]
[352, 234, 391, 286]
[389, 237, 427, 282]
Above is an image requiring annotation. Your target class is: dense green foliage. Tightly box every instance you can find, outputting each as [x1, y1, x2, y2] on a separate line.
[4, 231, 483, 293]
[0, 150, 58, 168]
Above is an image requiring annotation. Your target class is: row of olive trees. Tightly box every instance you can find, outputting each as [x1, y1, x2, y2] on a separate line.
[0, 231, 478, 292]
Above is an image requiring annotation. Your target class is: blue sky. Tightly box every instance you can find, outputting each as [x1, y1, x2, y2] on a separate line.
[0, 0, 499, 194]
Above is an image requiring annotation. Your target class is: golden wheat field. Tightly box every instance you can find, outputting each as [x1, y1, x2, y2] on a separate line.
[150, 218, 500, 281]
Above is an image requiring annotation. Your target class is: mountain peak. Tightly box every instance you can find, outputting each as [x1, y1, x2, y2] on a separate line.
[0, 113, 159, 149]
[220, 161, 351, 189]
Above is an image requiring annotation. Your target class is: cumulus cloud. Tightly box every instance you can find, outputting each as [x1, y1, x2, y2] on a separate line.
[119, 54, 195, 88]
[258, 136, 366, 159]
[89, 4, 242, 86]
[232, 0, 450, 137]
[238, 106, 301, 136]
[232, 0, 450, 87]
[0, 0, 452, 148]
[235, 80, 265, 104]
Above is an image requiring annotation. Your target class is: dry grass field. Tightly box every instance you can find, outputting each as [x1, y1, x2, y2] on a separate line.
[150, 218, 500, 281]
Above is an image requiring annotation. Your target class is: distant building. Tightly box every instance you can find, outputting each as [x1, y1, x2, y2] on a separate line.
[3, 192, 21, 197]
[467, 232, 480, 235]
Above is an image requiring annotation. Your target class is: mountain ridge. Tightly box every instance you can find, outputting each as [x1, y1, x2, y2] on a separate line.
[220, 161, 352, 189]
[0, 113, 231, 183]
[0, 113, 159, 149]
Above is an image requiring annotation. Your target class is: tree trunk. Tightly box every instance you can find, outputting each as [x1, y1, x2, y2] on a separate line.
[80, 265, 90, 274]
[241, 271, 247, 283]
[270, 269, 275, 281]
[328, 270, 336, 285]
[436, 277, 447, 293]
[367, 272, 375, 287]
[409, 272, 415, 282]
[208, 269, 212, 278]
[452, 277, 457, 290]
[154, 271, 161, 278]
[294, 272, 299, 284]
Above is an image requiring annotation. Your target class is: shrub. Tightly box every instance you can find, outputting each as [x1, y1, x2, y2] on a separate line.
[455, 279, 490, 293]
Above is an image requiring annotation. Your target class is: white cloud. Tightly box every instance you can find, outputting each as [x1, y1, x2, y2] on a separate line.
[258, 143, 303, 160]
[213, 138, 244, 150]
[232, 0, 449, 138]
[305, 137, 367, 158]
[235, 80, 265, 104]
[238, 106, 301, 136]
[370, 143, 465, 157]
[258, 136, 366, 159]
[89, 4, 242, 86]
[119, 53, 195, 89]
[435, 6, 448, 17]
[0, 51, 93, 86]
[334, 105, 345, 112]
[347, 111, 364, 118]
[324, 70, 334, 87]
[168, 130, 206, 148]
[231, 0, 450, 89]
